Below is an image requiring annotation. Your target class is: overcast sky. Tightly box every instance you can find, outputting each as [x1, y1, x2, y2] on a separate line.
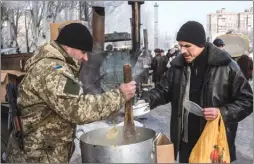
[149, 1, 253, 35]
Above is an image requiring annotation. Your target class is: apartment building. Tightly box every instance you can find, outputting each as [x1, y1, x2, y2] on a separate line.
[206, 7, 253, 40]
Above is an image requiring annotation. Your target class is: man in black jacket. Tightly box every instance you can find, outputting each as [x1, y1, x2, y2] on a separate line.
[141, 21, 253, 163]
[151, 49, 168, 85]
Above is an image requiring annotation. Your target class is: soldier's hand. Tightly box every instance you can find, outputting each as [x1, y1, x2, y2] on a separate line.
[119, 81, 137, 101]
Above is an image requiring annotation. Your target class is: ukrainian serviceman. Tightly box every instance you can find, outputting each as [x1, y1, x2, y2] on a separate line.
[6, 23, 136, 163]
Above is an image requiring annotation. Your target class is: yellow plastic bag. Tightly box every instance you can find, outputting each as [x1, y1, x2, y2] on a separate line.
[189, 110, 230, 163]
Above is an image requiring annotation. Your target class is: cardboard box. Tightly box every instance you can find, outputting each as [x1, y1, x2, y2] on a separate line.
[1, 70, 26, 103]
[50, 20, 81, 41]
[156, 134, 175, 163]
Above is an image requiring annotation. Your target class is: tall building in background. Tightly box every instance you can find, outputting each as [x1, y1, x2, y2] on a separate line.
[154, 2, 159, 49]
[206, 7, 253, 41]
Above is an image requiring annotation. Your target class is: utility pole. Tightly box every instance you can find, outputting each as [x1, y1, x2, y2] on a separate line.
[154, 2, 159, 49]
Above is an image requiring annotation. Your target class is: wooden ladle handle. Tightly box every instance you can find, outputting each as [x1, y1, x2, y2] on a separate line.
[123, 64, 134, 126]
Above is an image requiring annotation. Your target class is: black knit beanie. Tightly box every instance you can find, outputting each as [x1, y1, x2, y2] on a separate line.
[176, 21, 206, 47]
[56, 23, 93, 52]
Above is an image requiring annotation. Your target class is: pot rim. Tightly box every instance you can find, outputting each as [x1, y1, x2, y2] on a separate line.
[79, 126, 156, 147]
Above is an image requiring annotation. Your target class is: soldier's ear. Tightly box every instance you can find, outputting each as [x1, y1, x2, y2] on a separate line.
[62, 45, 71, 54]
[83, 53, 88, 61]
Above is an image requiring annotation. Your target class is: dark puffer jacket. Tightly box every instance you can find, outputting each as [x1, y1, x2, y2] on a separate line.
[145, 42, 253, 162]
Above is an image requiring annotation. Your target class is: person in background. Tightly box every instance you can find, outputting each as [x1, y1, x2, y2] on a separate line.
[160, 49, 169, 71]
[151, 48, 168, 85]
[174, 44, 181, 56]
[151, 48, 161, 84]
[166, 45, 181, 68]
[160, 49, 165, 56]
[166, 47, 179, 68]
[213, 38, 225, 50]
[166, 49, 171, 59]
[237, 54, 253, 81]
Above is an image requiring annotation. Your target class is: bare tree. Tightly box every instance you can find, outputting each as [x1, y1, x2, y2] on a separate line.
[9, 8, 22, 48]
[79, 1, 91, 22]
[1, 1, 126, 53]
[1, 2, 8, 48]
[78, 1, 93, 28]
[28, 1, 51, 50]
[1, 1, 24, 49]
[78, 1, 125, 29]
[24, 11, 32, 52]
[47, 1, 68, 23]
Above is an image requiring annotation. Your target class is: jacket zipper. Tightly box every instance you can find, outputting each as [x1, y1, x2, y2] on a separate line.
[200, 67, 211, 106]
[200, 66, 211, 132]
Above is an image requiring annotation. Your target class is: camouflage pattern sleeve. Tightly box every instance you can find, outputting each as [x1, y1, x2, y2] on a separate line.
[40, 65, 126, 125]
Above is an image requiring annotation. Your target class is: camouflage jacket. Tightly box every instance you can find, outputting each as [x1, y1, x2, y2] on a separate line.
[11, 41, 126, 163]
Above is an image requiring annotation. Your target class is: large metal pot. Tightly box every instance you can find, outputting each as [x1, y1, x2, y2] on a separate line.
[80, 126, 157, 163]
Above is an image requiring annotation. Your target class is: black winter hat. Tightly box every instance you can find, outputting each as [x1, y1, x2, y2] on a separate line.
[176, 21, 206, 47]
[56, 23, 93, 52]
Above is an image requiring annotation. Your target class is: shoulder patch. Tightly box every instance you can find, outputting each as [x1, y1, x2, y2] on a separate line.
[63, 78, 81, 95]
[55, 70, 84, 98]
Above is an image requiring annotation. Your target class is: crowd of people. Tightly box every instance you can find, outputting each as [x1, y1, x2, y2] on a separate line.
[141, 36, 253, 87]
